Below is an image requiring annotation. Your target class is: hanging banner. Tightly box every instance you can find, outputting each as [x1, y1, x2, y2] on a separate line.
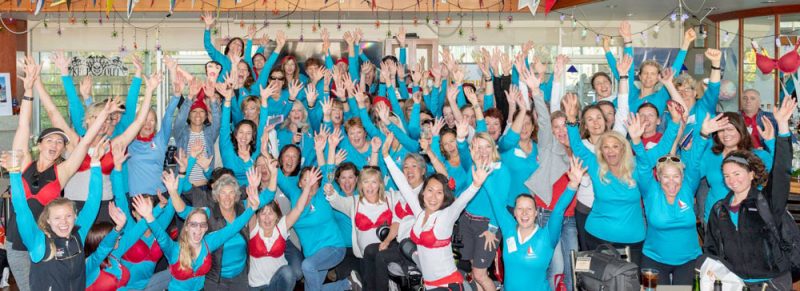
[68, 56, 130, 77]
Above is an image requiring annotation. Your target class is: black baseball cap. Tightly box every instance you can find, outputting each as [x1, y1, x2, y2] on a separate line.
[37, 127, 70, 144]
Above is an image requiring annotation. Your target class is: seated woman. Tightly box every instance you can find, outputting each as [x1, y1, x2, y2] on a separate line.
[704, 97, 796, 291]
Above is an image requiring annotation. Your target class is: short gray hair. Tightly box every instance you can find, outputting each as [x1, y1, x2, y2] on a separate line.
[211, 175, 241, 202]
[743, 88, 761, 98]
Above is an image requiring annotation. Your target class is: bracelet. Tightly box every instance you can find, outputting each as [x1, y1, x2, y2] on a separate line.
[699, 131, 710, 139]
[619, 76, 629, 80]
[624, 41, 633, 45]
[484, 77, 492, 82]
[566, 120, 580, 127]
[179, 171, 187, 175]
[711, 65, 721, 70]
[22, 96, 34, 101]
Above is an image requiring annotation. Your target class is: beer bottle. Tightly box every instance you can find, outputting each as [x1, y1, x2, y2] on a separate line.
[692, 271, 700, 291]
[713, 280, 723, 291]
[742, 285, 751, 291]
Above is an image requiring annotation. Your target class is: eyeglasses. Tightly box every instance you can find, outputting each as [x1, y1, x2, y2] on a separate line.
[657, 156, 681, 163]
[269, 76, 285, 81]
[678, 88, 695, 93]
[186, 222, 209, 229]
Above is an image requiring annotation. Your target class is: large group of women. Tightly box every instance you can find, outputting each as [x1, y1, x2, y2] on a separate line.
[2, 13, 798, 291]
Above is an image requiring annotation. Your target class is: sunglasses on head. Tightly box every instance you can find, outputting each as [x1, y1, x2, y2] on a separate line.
[657, 156, 681, 163]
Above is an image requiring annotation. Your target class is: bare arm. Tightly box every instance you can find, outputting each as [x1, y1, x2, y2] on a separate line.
[112, 72, 159, 150]
[14, 57, 38, 168]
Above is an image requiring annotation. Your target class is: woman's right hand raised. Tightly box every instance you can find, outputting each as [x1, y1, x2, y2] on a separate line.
[131, 195, 155, 222]
[700, 113, 730, 137]
[566, 156, 587, 189]
[471, 161, 494, 188]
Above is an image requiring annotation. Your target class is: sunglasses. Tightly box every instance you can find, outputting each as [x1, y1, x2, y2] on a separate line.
[269, 76, 285, 81]
[657, 156, 681, 163]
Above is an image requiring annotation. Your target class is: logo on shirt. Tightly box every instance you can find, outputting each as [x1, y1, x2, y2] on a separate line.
[526, 246, 537, 258]
[678, 199, 690, 212]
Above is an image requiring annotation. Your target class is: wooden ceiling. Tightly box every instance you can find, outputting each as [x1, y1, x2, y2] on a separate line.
[3, 0, 599, 14]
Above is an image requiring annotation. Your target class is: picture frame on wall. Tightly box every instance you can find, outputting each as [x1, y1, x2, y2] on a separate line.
[0, 73, 13, 116]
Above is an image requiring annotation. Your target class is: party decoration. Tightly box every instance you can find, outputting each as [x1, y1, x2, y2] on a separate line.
[469, 31, 477, 42]
[34, 0, 44, 16]
[485, 20, 490, 28]
[413, 17, 419, 26]
[375, 20, 380, 28]
[498, 24, 503, 31]
[567, 65, 578, 73]
[126, 0, 135, 19]
[169, 0, 176, 14]
[507, 15, 513, 22]
[106, 0, 112, 17]
[544, 0, 557, 15]
[446, 16, 452, 24]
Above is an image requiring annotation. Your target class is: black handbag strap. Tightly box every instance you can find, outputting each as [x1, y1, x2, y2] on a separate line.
[755, 193, 781, 238]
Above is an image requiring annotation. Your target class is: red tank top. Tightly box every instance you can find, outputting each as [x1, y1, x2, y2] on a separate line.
[410, 217, 451, 248]
[169, 245, 213, 281]
[86, 256, 131, 291]
[394, 201, 414, 219]
[354, 201, 392, 231]
[76, 151, 115, 174]
[122, 238, 163, 263]
[249, 227, 286, 258]
[21, 162, 62, 206]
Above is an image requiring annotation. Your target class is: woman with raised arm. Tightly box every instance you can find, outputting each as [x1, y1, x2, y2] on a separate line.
[219, 76, 269, 186]
[201, 11, 246, 82]
[131, 175, 259, 291]
[704, 97, 796, 291]
[487, 156, 583, 290]
[385, 146, 492, 290]
[53, 51, 144, 138]
[83, 201, 130, 290]
[172, 76, 223, 189]
[4, 135, 108, 290]
[5, 57, 120, 291]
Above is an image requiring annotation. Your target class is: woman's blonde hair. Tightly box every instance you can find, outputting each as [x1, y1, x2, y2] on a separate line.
[281, 100, 309, 132]
[655, 156, 685, 178]
[84, 101, 108, 127]
[357, 168, 386, 203]
[595, 131, 635, 186]
[37, 198, 77, 261]
[471, 132, 501, 162]
[178, 209, 209, 271]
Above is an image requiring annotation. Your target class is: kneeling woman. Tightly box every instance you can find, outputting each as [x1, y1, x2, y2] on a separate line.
[704, 97, 796, 291]
[486, 157, 583, 290]
[130, 178, 260, 291]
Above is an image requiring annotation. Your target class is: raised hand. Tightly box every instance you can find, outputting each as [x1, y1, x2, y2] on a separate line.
[396, 26, 407, 47]
[18, 56, 41, 93]
[175, 148, 188, 173]
[757, 115, 775, 141]
[381, 132, 395, 157]
[455, 119, 469, 140]
[626, 114, 645, 142]
[471, 161, 494, 188]
[619, 20, 632, 43]
[700, 114, 730, 137]
[566, 156, 587, 189]
[682, 28, 697, 50]
[305, 85, 319, 107]
[131, 55, 143, 77]
[111, 140, 129, 170]
[162, 169, 180, 195]
[90, 137, 110, 163]
[321, 28, 331, 53]
[303, 167, 323, 188]
[773, 95, 797, 133]
[201, 11, 216, 29]
[617, 54, 633, 76]
[275, 30, 287, 52]
[658, 67, 674, 85]
[247, 24, 257, 39]
[131, 195, 155, 222]
[247, 185, 260, 210]
[704, 48, 721, 63]
[288, 80, 303, 100]
[51, 51, 70, 75]
[562, 93, 579, 123]
[145, 71, 163, 93]
[334, 149, 347, 165]
[108, 202, 127, 231]
[328, 127, 343, 149]
[314, 128, 330, 153]
[666, 100, 684, 123]
[431, 117, 445, 137]
[246, 167, 262, 190]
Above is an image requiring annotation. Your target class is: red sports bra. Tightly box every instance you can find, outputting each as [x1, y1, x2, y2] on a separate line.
[86, 256, 131, 291]
[21, 163, 62, 206]
[169, 247, 212, 281]
[122, 239, 163, 263]
[354, 201, 392, 231]
[756, 41, 800, 74]
[394, 201, 414, 219]
[76, 150, 115, 174]
[410, 217, 451, 248]
[249, 227, 287, 258]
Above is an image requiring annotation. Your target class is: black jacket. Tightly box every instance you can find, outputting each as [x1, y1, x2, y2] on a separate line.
[31, 229, 86, 291]
[205, 199, 248, 283]
[703, 135, 793, 279]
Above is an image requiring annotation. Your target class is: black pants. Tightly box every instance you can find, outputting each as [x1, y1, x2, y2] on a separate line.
[582, 230, 643, 266]
[640, 254, 696, 285]
[575, 202, 591, 251]
[203, 270, 249, 291]
[743, 272, 792, 291]
[362, 241, 399, 291]
[333, 247, 360, 281]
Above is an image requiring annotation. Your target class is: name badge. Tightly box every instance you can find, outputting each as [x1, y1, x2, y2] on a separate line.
[506, 237, 517, 253]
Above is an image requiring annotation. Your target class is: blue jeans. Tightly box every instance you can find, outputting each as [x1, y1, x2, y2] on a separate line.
[138, 270, 170, 291]
[285, 242, 304, 281]
[301, 246, 349, 291]
[250, 265, 296, 291]
[537, 212, 578, 291]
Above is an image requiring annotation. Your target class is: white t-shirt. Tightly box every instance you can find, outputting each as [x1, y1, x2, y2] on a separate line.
[248, 218, 289, 287]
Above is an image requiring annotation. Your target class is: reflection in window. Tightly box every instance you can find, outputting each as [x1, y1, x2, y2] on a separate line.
[719, 20, 740, 112]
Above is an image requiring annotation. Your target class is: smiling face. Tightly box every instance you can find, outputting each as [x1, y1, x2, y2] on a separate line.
[269, 71, 286, 91]
[637, 106, 660, 136]
[139, 110, 158, 138]
[639, 63, 660, 89]
[485, 116, 502, 140]
[442, 107, 455, 127]
[718, 124, 742, 149]
[462, 107, 476, 127]
[514, 196, 537, 229]
[471, 134, 496, 164]
[236, 61, 249, 86]
[583, 108, 607, 138]
[723, 162, 754, 195]
[403, 156, 426, 187]
[280, 147, 301, 175]
[598, 104, 615, 130]
[600, 135, 625, 168]
[289, 103, 305, 124]
[441, 132, 458, 156]
[283, 59, 297, 76]
[256, 156, 272, 183]
[253, 54, 266, 71]
[337, 169, 358, 195]
[592, 74, 613, 99]
[331, 102, 344, 125]
[206, 62, 222, 81]
[359, 172, 382, 203]
[677, 83, 697, 109]
[47, 204, 76, 238]
[215, 184, 239, 211]
[520, 114, 535, 141]
[38, 135, 67, 164]
[658, 164, 684, 196]
[422, 178, 445, 211]
[741, 90, 761, 116]
[347, 126, 367, 149]
[184, 212, 209, 244]
[227, 38, 244, 58]
[257, 205, 280, 230]
[189, 108, 208, 127]
[243, 100, 260, 122]
[551, 116, 568, 146]
[235, 123, 254, 149]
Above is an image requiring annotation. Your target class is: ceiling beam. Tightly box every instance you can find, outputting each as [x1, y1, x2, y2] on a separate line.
[1, 0, 600, 14]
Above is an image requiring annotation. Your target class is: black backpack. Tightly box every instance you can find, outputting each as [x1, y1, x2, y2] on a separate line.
[754, 193, 800, 276]
[573, 244, 639, 291]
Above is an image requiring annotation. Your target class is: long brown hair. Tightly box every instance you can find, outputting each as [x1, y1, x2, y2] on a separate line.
[712, 112, 753, 155]
[37, 198, 77, 261]
[85, 222, 115, 268]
